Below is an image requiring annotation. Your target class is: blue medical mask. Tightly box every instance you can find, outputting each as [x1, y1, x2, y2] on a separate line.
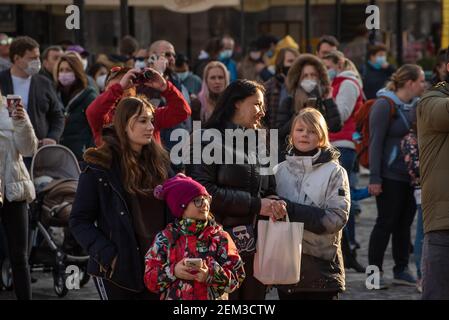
[370, 55, 387, 70]
[328, 69, 338, 81]
[219, 49, 233, 60]
[176, 71, 189, 82]
[266, 49, 274, 58]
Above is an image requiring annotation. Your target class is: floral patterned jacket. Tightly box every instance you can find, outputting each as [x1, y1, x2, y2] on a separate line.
[144, 218, 246, 300]
[400, 130, 420, 187]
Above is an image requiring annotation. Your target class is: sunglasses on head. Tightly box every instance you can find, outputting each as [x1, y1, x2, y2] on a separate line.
[192, 196, 211, 208]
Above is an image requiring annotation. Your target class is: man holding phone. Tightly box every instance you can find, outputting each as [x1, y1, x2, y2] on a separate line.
[147, 40, 192, 154]
[0, 36, 64, 151]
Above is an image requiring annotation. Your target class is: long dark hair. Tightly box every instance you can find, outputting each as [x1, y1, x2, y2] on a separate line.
[103, 97, 170, 196]
[204, 79, 265, 130]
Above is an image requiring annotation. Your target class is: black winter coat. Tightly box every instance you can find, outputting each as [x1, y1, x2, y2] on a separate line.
[69, 148, 172, 292]
[185, 122, 277, 228]
[60, 86, 97, 160]
[0, 69, 64, 141]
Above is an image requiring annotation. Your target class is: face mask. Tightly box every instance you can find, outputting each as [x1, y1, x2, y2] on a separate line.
[266, 50, 274, 58]
[374, 56, 387, 70]
[328, 69, 337, 81]
[249, 51, 261, 61]
[58, 72, 76, 87]
[134, 60, 147, 70]
[96, 74, 107, 91]
[81, 59, 88, 71]
[300, 79, 318, 93]
[176, 71, 189, 82]
[24, 59, 41, 76]
[282, 66, 290, 75]
[219, 49, 233, 60]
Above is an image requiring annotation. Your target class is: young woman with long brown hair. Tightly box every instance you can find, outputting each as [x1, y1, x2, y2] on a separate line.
[69, 96, 172, 300]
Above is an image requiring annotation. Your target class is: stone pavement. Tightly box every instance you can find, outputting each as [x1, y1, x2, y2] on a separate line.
[0, 176, 421, 300]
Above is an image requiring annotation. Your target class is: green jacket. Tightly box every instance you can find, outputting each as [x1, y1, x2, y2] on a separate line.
[417, 81, 449, 233]
[60, 86, 97, 161]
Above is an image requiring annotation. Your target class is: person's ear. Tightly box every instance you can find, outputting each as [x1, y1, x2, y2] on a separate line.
[446, 62, 449, 73]
[235, 100, 242, 111]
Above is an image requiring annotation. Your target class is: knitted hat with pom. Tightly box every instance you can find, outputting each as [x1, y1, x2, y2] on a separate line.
[153, 174, 210, 218]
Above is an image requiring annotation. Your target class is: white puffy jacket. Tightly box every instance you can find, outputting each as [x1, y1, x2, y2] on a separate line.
[0, 97, 38, 203]
[274, 148, 350, 261]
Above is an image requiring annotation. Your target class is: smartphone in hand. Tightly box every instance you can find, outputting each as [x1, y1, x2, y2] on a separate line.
[185, 258, 202, 270]
[6, 94, 21, 117]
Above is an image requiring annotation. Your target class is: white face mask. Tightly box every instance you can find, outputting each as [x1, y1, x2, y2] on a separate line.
[96, 74, 107, 91]
[249, 51, 261, 61]
[134, 60, 147, 70]
[24, 59, 41, 76]
[81, 59, 88, 71]
[300, 79, 318, 93]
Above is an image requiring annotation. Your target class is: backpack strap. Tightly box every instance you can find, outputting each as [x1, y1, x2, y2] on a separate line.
[378, 96, 410, 131]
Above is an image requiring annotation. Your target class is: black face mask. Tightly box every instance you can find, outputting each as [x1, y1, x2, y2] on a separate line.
[282, 66, 291, 75]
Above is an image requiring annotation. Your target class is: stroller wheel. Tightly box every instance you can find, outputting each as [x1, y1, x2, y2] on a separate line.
[0, 258, 13, 291]
[53, 272, 68, 298]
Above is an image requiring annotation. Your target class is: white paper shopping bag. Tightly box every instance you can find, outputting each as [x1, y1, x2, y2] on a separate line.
[253, 217, 304, 285]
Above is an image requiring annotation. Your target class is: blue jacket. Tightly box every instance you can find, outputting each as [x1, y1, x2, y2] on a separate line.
[69, 146, 172, 292]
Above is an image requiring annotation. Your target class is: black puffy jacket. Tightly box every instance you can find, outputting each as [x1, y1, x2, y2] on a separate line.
[185, 122, 277, 228]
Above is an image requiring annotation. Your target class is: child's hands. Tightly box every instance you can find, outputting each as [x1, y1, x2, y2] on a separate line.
[174, 259, 196, 281]
[195, 260, 209, 283]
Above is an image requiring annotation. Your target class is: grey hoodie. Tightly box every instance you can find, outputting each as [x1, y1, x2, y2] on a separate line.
[369, 88, 418, 184]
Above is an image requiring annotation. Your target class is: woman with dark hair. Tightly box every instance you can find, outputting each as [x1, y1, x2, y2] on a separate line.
[88, 63, 108, 92]
[54, 52, 98, 160]
[275, 53, 341, 161]
[70, 96, 172, 300]
[186, 80, 287, 300]
[368, 64, 426, 289]
[263, 47, 299, 129]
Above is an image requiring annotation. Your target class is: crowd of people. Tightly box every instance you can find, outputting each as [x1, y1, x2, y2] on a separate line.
[0, 30, 448, 301]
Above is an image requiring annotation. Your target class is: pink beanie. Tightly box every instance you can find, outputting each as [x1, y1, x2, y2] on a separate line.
[154, 174, 210, 218]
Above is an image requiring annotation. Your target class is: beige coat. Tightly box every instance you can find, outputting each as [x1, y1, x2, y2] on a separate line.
[0, 96, 38, 203]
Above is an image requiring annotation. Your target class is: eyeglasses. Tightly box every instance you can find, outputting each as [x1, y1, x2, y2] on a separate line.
[0, 38, 13, 46]
[192, 196, 211, 208]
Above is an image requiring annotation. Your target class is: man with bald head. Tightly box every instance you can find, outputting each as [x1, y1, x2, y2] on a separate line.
[149, 40, 177, 72]
[147, 40, 192, 156]
[0, 33, 13, 72]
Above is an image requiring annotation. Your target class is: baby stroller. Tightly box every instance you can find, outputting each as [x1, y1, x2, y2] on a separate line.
[28, 144, 89, 297]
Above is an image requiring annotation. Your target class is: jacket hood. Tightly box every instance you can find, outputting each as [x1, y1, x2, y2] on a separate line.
[83, 145, 112, 170]
[268, 35, 299, 66]
[338, 70, 363, 88]
[376, 88, 419, 109]
[287, 54, 331, 95]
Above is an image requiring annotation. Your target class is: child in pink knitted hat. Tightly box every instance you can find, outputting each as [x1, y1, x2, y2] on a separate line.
[144, 174, 246, 300]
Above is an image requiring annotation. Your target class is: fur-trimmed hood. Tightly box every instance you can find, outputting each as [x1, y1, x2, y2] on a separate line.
[286, 53, 331, 96]
[83, 145, 113, 170]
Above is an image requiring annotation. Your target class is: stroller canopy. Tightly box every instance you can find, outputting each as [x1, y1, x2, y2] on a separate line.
[31, 145, 81, 181]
